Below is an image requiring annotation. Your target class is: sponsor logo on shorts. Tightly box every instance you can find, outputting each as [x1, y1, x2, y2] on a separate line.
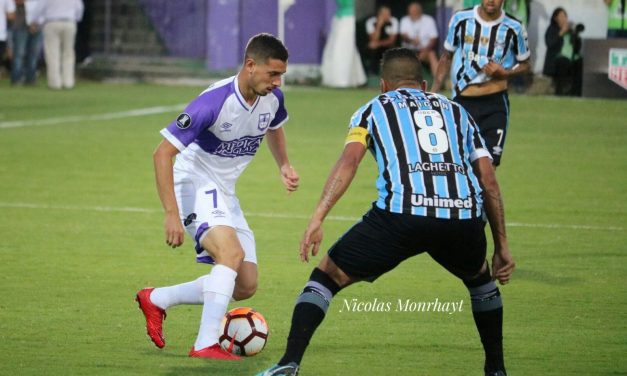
[176, 113, 192, 129]
[412, 194, 473, 209]
[211, 209, 226, 218]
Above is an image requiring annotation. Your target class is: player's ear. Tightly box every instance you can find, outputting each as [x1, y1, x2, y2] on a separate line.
[380, 79, 389, 93]
[244, 58, 256, 74]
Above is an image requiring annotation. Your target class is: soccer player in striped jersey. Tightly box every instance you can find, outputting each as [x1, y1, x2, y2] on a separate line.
[257, 48, 515, 376]
[431, 0, 530, 167]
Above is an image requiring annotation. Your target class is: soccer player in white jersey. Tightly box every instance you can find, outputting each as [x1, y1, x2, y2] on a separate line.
[135, 33, 299, 360]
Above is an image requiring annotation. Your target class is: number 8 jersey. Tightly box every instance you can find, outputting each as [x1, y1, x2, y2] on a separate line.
[345, 88, 491, 220]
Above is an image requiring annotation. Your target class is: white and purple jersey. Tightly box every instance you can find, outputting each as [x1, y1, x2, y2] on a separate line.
[160, 76, 288, 195]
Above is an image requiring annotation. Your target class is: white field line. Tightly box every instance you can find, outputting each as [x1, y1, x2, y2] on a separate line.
[0, 104, 187, 129]
[0, 202, 622, 232]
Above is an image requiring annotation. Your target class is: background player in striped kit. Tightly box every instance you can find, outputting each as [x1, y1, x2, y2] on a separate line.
[257, 48, 515, 376]
[431, 0, 530, 167]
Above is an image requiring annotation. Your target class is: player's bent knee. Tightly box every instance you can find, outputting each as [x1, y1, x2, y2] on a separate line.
[318, 255, 355, 288]
[233, 282, 257, 301]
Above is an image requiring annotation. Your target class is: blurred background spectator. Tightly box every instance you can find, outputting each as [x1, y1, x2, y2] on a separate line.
[399, 1, 438, 78]
[363, 4, 398, 75]
[543, 7, 583, 96]
[0, 0, 15, 73]
[10, 0, 43, 85]
[30, 0, 84, 89]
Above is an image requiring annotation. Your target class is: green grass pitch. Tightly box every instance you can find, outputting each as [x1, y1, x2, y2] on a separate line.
[0, 82, 625, 375]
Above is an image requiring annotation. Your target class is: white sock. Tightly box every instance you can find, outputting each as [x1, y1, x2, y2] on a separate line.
[194, 264, 237, 350]
[150, 277, 205, 310]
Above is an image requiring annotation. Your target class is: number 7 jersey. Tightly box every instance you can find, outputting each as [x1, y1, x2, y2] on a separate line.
[345, 89, 491, 219]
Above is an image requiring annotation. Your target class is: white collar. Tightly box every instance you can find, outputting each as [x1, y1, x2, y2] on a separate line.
[473, 5, 505, 27]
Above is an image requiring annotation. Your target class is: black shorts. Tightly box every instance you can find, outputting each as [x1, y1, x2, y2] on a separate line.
[328, 205, 487, 282]
[454, 91, 510, 166]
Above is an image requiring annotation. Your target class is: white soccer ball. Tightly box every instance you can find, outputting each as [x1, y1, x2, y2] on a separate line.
[219, 307, 269, 356]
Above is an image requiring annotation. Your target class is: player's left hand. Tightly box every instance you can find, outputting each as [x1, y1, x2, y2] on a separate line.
[483, 61, 508, 79]
[300, 219, 323, 263]
[280, 165, 300, 193]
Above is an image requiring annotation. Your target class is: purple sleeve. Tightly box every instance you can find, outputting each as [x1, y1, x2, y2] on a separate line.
[161, 89, 226, 150]
[269, 88, 288, 129]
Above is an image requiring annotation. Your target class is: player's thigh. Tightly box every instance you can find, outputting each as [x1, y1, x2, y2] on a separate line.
[426, 218, 487, 280]
[200, 225, 245, 268]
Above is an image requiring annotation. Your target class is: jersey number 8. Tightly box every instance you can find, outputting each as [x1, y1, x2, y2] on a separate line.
[413, 110, 449, 154]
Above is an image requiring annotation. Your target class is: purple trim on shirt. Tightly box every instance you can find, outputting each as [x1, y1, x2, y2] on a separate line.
[232, 79, 250, 111]
[269, 87, 288, 129]
[163, 82, 234, 148]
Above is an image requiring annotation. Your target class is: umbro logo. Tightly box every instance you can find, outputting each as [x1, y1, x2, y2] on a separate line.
[220, 122, 233, 132]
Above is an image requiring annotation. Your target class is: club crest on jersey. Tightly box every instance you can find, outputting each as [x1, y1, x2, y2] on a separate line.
[176, 113, 192, 129]
[258, 113, 271, 131]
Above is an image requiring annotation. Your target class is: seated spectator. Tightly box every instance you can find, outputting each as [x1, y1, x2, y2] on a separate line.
[543, 7, 583, 96]
[399, 1, 438, 76]
[364, 4, 398, 75]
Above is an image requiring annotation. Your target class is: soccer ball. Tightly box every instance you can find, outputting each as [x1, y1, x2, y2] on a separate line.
[219, 307, 269, 356]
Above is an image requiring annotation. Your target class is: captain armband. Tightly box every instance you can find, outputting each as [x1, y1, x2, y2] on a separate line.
[344, 127, 370, 147]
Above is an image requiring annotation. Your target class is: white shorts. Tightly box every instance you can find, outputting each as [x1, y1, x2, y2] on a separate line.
[174, 169, 256, 265]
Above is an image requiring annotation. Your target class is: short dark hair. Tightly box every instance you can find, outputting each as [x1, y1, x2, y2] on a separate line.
[380, 48, 423, 85]
[244, 33, 289, 63]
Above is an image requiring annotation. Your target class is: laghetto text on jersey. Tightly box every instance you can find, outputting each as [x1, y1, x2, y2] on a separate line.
[346, 89, 492, 220]
[444, 5, 530, 95]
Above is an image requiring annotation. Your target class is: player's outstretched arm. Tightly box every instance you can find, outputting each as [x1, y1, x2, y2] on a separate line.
[472, 157, 515, 284]
[266, 127, 299, 193]
[430, 50, 452, 93]
[153, 139, 185, 248]
[300, 142, 367, 262]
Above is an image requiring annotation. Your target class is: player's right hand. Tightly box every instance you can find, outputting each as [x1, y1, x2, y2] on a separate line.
[492, 248, 515, 285]
[164, 213, 185, 248]
[300, 219, 323, 263]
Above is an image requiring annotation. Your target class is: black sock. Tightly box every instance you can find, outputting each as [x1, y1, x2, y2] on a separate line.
[473, 307, 505, 372]
[278, 300, 327, 365]
[278, 268, 341, 366]
[465, 268, 506, 373]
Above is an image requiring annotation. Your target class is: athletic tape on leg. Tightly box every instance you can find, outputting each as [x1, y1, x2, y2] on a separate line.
[468, 281, 502, 312]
